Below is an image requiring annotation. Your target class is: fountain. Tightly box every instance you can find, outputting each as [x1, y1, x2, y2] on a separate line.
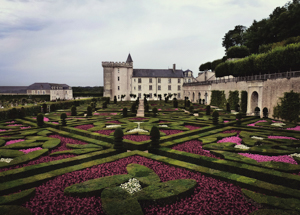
[127, 122, 148, 133]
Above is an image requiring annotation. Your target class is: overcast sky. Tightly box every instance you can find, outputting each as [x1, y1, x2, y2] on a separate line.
[0, 0, 288, 86]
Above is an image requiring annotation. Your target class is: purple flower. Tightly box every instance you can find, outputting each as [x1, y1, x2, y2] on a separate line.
[238, 153, 297, 164]
[217, 135, 242, 145]
[287, 126, 300, 131]
[19, 147, 43, 154]
[5, 139, 25, 146]
[75, 124, 94, 130]
[123, 135, 150, 142]
[268, 136, 298, 140]
[247, 120, 267, 127]
[184, 125, 201, 130]
[159, 130, 184, 135]
[21, 126, 31, 129]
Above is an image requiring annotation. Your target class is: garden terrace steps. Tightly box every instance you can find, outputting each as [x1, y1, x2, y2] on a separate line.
[153, 147, 300, 190]
[136, 100, 144, 117]
[0, 149, 118, 183]
[1, 151, 300, 200]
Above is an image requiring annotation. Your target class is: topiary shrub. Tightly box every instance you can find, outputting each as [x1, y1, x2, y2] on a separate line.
[87, 106, 92, 116]
[263, 107, 268, 118]
[235, 104, 240, 112]
[37, 113, 44, 127]
[186, 100, 190, 108]
[122, 108, 128, 117]
[102, 102, 107, 109]
[114, 96, 117, 104]
[254, 107, 260, 116]
[42, 103, 47, 113]
[241, 91, 248, 113]
[206, 105, 211, 115]
[113, 127, 124, 150]
[212, 110, 219, 125]
[189, 106, 194, 115]
[226, 103, 230, 112]
[150, 126, 160, 148]
[236, 113, 242, 126]
[61, 113, 67, 126]
[71, 106, 77, 116]
[173, 98, 178, 108]
[152, 107, 158, 117]
[90, 102, 95, 111]
[202, 99, 205, 105]
[50, 104, 56, 112]
[19, 107, 25, 119]
[131, 103, 136, 113]
[9, 108, 18, 119]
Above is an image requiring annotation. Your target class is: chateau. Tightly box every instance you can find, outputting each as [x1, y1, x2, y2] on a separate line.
[102, 54, 194, 101]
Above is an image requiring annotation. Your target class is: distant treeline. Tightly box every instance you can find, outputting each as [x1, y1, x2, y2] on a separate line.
[72, 86, 103, 97]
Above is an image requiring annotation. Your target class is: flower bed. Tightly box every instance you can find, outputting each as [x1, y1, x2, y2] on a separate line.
[19, 147, 43, 154]
[5, 139, 26, 146]
[287, 126, 300, 131]
[247, 120, 267, 127]
[123, 135, 151, 142]
[159, 130, 184, 136]
[74, 124, 94, 130]
[184, 125, 201, 130]
[238, 153, 297, 164]
[172, 140, 222, 159]
[21, 155, 258, 214]
[217, 135, 242, 145]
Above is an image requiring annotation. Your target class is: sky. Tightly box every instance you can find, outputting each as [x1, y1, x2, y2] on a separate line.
[0, 0, 289, 87]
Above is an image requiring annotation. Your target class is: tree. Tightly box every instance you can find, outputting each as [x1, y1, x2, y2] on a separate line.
[227, 45, 250, 58]
[199, 62, 212, 71]
[121, 94, 126, 101]
[276, 90, 300, 123]
[222, 25, 247, 51]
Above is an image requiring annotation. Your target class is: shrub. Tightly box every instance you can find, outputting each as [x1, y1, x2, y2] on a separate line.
[37, 113, 44, 127]
[254, 107, 260, 116]
[90, 102, 95, 110]
[19, 107, 25, 119]
[145, 104, 149, 112]
[210, 90, 226, 108]
[235, 104, 240, 112]
[113, 127, 124, 150]
[202, 99, 205, 104]
[131, 103, 136, 113]
[87, 106, 92, 116]
[212, 110, 219, 125]
[9, 108, 18, 119]
[71, 106, 77, 116]
[50, 104, 56, 112]
[228, 91, 239, 111]
[122, 108, 128, 117]
[206, 105, 211, 115]
[164, 97, 168, 103]
[186, 100, 190, 107]
[226, 103, 230, 112]
[173, 100, 178, 108]
[114, 96, 117, 104]
[227, 45, 250, 58]
[102, 102, 107, 109]
[150, 126, 160, 148]
[60, 113, 67, 126]
[152, 107, 158, 117]
[236, 113, 242, 125]
[275, 90, 300, 123]
[241, 91, 248, 113]
[42, 103, 47, 113]
[263, 107, 268, 118]
[189, 106, 194, 115]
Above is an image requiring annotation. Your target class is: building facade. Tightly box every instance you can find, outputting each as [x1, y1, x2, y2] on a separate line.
[102, 54, 188, 101]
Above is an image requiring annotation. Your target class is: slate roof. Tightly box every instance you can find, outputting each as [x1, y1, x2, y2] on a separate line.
[0, 86, 28, 93]
[27, 83, 70, 90]
[126, 54, 133, 63]
[132, 69, 184, 78]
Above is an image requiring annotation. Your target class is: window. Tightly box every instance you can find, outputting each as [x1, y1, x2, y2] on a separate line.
[138, 85, 141, 91]
[138, 78, 141, 83]
[118, 86, 120, 90]
[118, 68, 119, 73]
[188, 79, 191, 83]
[134, 86, 136, 90]
[158, 85, 161, 90]
[178, 78, 181, 83]
[178, 93, 181, 98]
[37, 90, 40, 94]
[138, 93, 141, 98]
[168, 78, 171, 83]
[168, 85, 171, 90]
[149, 78, 152, 83]
[43, 91, 45, 94]
[149, 93, 152, 98]
[134, 79, 136, 82]
[118, 95, 120, 99]
[178, 85, 181, 91]
[158, 78, 161, 83]
[149, 85, 152, 90]
[32, 90, 35, 94]
[118, 77, 120, 81]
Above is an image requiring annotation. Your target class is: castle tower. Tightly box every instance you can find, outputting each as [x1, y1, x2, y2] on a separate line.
[102, 54, 133, 101]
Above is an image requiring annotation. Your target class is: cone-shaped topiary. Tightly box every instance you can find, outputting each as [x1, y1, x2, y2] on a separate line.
[87, 106, 92, 116]
[37, 113, 44, 127]
[263, 107, 268, 118]
[61, 113, 67, 126]
[114, 96, 117, 104]
[42, 103, 47, 113]
[150, 126, 160, 148]
[19, 107, 25, 119]
[114, 127, 124, 150]
[226, 103, 231, 112]
[131, 103, 136, 113]
[212, 110, 219, 125]
[206, 105, 211, 115]
[145, 104, 149, 112]
[236, 113, 242, 126]
[152, 107, 158, 117]
[202, 99, 205, 104]
[235, 104, 240, 112]
[71, 106, 77, 116]
[189, 106, 194, 115]
[102, 102, 107, 109]
[122, 108, 128, 117]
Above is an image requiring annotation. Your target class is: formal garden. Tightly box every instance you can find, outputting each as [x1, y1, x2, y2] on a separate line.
[0, 96, 300, 215]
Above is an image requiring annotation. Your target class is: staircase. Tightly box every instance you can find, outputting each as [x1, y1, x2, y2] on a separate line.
[136, 100, 145, 117]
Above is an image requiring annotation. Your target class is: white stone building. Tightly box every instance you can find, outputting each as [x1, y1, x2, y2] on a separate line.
[27, 83, 73, 101]
[102, 54, 192, 101]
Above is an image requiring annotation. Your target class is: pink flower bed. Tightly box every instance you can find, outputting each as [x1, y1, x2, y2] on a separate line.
[106, 120, 121, 124]
[123, 135, 151, 142]
[7, 124, 23, 126]
[268, 136, 298, 140]
[158, 109, 162, 111]
[287, 126, 300, 131]
[32, 117, 49, 122]
[0, 135, 87, 172]
[217, 135, 242, 145]
[222, 130, 241, 134]
[66, 112, 71, 116]
[94, 130, 115, 135]
[159, 130, 184, 136]
[238, 153, 297, 164]
[21, 155, 258, 214]
[5, 139, 25, 146]
[6, 121, 15, 123]
[172, 140, 222, 159]
[184, 125, 201, 130]
[74, 124, 94, 130]
[19, 147, 43, 154]
[0, 129, 11, 132]
[21, 126, 31, 129]
[247, 120, 267, 127]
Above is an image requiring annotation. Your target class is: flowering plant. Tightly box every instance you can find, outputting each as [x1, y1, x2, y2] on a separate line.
[120, 178, 142, 194]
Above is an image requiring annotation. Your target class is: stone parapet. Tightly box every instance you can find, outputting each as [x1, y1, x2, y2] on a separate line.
[102, 61, 133, 68]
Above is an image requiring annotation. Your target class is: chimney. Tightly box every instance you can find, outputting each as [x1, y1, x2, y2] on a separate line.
[173, 64, 176, 72]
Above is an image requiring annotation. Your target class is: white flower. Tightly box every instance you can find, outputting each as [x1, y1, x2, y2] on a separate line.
[290, 153, 300, 158]
[106, 125, 121, 128]
[120, 178, 142, 194]
[271, 123, 286, 127]
[232, 112, 239, 115]
[127, 128, 148, 133]
[158, 125, 168, 127]
[234, 144, 250, 150]
[215, 108, 223, 111]
[0, 158, 13, 163]
[251, 136, 264, 140]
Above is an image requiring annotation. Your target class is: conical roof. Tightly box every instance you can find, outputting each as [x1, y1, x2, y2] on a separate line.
[126, 53, 133, 63]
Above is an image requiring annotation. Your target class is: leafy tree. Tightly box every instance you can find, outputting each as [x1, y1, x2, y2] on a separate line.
[222, 25, 247, 51]
[276, 90, 300, 123]
[199, 62, 212, 71]
[227, 46, 250, 58]
[211, 59, 223, 71]
[121, 95, 126, 101]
